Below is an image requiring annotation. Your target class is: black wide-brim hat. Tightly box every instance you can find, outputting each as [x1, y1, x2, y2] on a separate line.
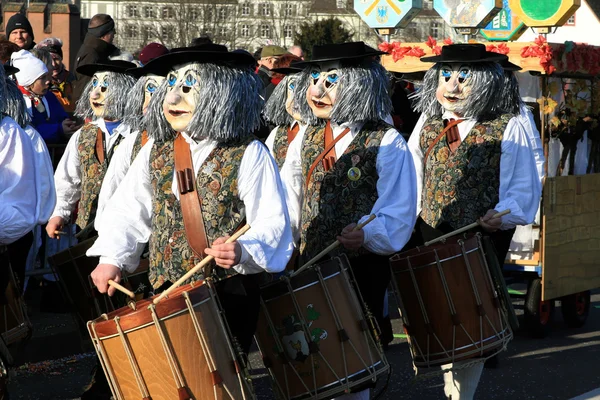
[421, 44, 507, 63]
[142, 43, 256, 77]
[271, 66, 303, 75]
[293, 42, 387, 68]
[3, 64, 19, 75]
[499, 58, 522, 71]
[76, 60, 138, 77]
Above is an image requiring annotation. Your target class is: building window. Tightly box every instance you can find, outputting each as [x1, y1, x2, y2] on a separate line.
[423, 0, 432, 10]
[189, 6, 200, 20]
[162, 6, 174, 19]
[143, 6, 155, 19]
[260, 3, 271, 16]
[125, 25, 138, 38]
[218, 27, 228, 37]
[565, 15, 576, 26]
[126, 5, 139, 18]
[162, 26, 175, 41]
[283, 3, 294, 17]
[241, 3, 251, 16]
[407, 22, 417, 37]
[241, 24, 250, 37]
[430, 22, 440, 39]
[218, 7, 228, 21]
[141, 25, 152, 41]
[260, 24, 270, 38]
[284, 25, 293, 38]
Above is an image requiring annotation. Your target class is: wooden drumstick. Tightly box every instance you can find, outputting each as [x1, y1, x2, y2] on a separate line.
[54, 230, 67, 235]
[108, 279, 135, 299]
[292, 214, 376, 277]
[423, 209, 511, 246]
[153, 224, 251, 305]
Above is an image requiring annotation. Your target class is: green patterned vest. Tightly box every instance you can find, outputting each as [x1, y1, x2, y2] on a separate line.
[148, 137, 252, 289]
[76, 123, 107, 229]
[419, 114, 511, 230]
[299, 121, 389, 261]
[130, 130, 147, 164]
[272, 124, 290, 169]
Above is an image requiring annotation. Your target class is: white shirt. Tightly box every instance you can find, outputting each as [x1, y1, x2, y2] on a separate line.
[50, 119, 132, 221]
[518, 104, 545, 183]
[24, 125, 56, 224]
[265, 121, 308, 158]
[280, 120, 418, 255]
[95, 130, 154, 231]
[87, 133, 294, 275]
[0, 117, 37, 244]
[408, 112, 541, 230]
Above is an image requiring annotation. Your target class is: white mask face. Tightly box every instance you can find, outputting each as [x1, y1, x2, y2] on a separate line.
[163, 63, 200, 132]
[435, 63, 473, 114]
[306, 61, 341, 120]
[285, 76, 302, 122]
[142, 74, 164, 115]
[89, 71, 110, 117]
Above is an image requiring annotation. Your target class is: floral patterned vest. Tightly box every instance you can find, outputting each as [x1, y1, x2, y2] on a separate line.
[76, 123, 108, 229]
[272, 124, 290, 169]
[130, 130, 148, 164]
[419, 114, 511, 230]
[148, 137, 251, 289]
[299, 121, 389, 261]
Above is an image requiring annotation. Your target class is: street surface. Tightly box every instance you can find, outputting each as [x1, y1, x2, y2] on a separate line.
[6, 283, 600, 399]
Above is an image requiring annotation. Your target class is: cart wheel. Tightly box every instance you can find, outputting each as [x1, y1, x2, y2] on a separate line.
[524, 278, 554, 338]
[561, 291, 591, 328]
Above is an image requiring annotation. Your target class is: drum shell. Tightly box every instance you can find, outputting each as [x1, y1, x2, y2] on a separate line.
[390, 234, 511, 368]
[88, 281, 252, 400]
[0, 265, 31, 345]
[255, 256, 388, 400]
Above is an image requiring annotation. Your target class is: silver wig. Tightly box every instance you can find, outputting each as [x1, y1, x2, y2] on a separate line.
[263, 75, 294, 126]
[145, 63, 264, 143]
[499, 71, 524, 116]
[122, 76, 146, 132]
[294, 69, 319, 126]
[413, 62, 505, 120]
[74, 72, 136, 121]
[4, 78, 30, 128]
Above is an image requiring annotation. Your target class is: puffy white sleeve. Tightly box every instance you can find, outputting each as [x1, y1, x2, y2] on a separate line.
[265, 125, 279, 156]
[278, 128, 304, 243]
[496, 117, 542, 230]
[407, 113, 428, 215]
[234, 140, 294, 274]
[95, 131, 139, 231]
[24, 125, 56, 224]
[360, 129, 418, 255]
[0, 122, 37, 244]
[50, 128, 83, 221]
[86, 144, 153, 272]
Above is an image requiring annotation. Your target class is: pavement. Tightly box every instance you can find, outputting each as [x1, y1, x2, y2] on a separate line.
[5, 281, 600, 399]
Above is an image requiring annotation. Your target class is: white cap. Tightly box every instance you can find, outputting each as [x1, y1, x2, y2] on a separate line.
[10, 50, 48, 87]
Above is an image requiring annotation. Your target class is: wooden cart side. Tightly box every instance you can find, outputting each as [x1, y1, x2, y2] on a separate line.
[542, 173, 600, 300]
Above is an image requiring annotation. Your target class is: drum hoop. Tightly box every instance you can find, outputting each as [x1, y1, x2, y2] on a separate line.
[262, 271, 341, 304]
[94, 296, 212, 340]
[395, 247, 480, 271]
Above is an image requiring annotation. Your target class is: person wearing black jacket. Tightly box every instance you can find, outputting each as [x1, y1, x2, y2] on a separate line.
[72, 14, 120, 103]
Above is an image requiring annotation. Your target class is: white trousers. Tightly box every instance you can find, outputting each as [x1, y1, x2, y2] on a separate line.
[332, 388, 370, 400]
[442, 361, 484, 400]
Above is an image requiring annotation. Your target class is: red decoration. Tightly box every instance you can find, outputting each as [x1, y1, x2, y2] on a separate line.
[486, 43, 510, 55]
[425, 36, 437, 49]
[443, 38, 454, 45]
[521, 35, 555, 75]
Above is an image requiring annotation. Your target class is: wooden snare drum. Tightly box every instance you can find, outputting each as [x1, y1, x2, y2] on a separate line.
[389, 233, 512, 368]
[255, 256, 388, 400]
[0, 265, 31, 345]
[88, 280, 254, 400]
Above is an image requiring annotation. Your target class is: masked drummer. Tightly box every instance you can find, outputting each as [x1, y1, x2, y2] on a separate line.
[95, 43, 169, 231]
[407, 43, 541, 400]
[280, 42, 417, 400]
[45, 60, 137, 240]
[88, 45, 293, 356]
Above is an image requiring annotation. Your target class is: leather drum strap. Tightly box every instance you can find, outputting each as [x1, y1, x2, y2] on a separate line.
[174, 133, 209, 259]
[141, 130, 149, 147]
[424, 119, 464, 162]
[305, 126, 351, 189]
[95, 128, 105, 164]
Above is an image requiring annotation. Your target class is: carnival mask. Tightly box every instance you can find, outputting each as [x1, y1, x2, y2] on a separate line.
[306, 62, 341, 120]
[286, 76, 302, 122]
[143, 74, 164, 115]
[89, 71, 110, 117]
[163, 63, 200, 132]
[436, 63, 473, 115]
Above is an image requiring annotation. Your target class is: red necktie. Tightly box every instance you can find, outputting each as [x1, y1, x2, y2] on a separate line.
[287, 123, 300, 144]
[323, 121, 350, 171]
[444, 118, 464, 152]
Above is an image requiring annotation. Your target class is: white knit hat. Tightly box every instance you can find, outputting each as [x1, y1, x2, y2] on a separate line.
[10, 50, 48, 87]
